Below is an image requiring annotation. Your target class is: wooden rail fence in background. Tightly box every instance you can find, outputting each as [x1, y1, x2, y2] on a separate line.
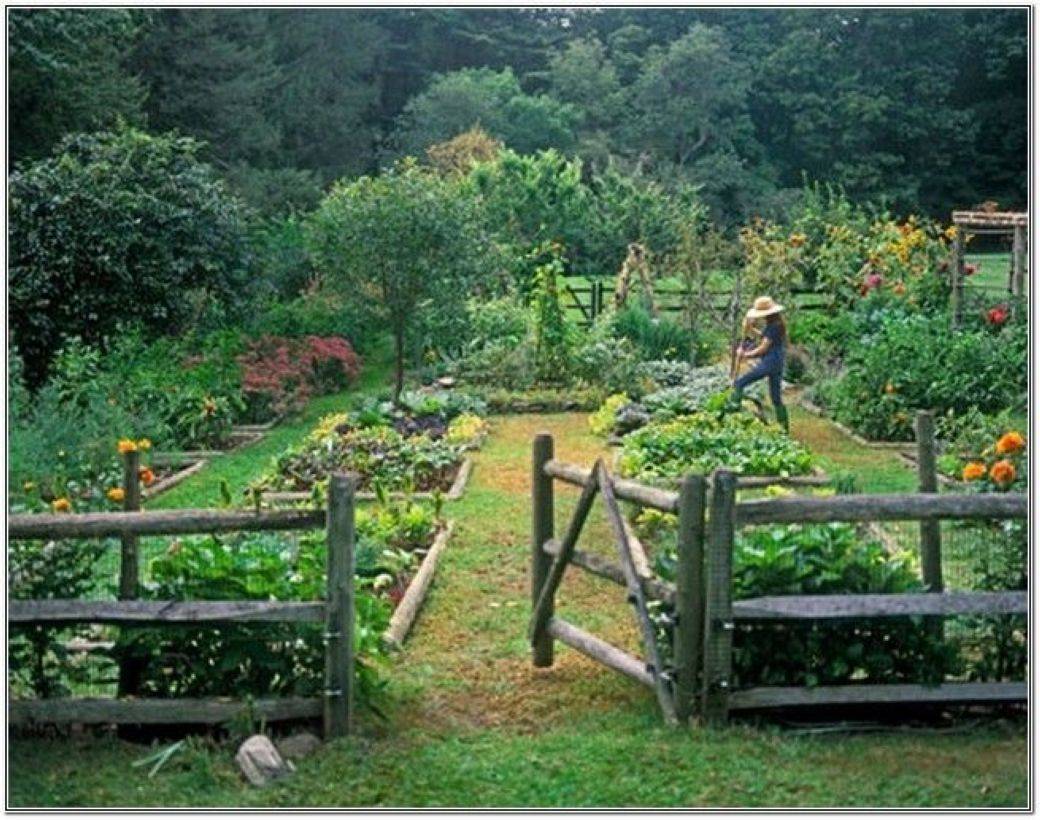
[8, 463, 357, 738]
[529, 411, 1028, 726]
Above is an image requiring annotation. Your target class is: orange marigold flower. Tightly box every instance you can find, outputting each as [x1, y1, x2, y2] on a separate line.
[52, 497, 72, 513]
[989, 459, 1016, 487]
[788, 232, 807, 248]
[139, 467, 156, 486]
[995, 431, 1025, 456]
[117, 438, 138, 454]
[107, 487, 126, 503]
[962, 462, 987, 482]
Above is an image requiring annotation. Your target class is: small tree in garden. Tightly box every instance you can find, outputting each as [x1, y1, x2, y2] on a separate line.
[8, 127, 250, 387]
[307, 160, 482, 400]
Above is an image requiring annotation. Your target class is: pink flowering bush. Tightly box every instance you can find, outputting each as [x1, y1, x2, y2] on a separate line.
[238, 335, 361, 422]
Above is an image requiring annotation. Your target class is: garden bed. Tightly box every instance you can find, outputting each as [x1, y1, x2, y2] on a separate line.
[261, 457, 474, 504]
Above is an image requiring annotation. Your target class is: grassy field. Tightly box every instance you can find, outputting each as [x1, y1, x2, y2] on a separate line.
[8, 392, 1027, 808]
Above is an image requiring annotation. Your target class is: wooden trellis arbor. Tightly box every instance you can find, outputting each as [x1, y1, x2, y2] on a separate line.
[948, 209, 1028, 327]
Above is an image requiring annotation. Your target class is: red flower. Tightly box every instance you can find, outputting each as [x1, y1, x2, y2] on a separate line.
[986, 305, 1009, 327]
[964, 263, 979, 276]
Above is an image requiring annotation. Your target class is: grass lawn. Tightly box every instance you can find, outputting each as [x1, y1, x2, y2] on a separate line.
[964, 252, 1012, 293]
[8, 402, 1027, 808]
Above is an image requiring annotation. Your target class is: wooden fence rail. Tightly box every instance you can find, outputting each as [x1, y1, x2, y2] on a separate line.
[529, 411, 1028, 727]
[8, 465, 356, 738]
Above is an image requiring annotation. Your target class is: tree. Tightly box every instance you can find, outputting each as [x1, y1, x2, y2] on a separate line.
[133, 10, 282, 167]
[390, 67, 579, 158]
[426, 128, 504, 176]
[466, 148, 589, 281]
[306, 161, 483, 399]
[9, 128, 251, 387]
[8, 9, 146, 166]
[546, 37, 624, 165]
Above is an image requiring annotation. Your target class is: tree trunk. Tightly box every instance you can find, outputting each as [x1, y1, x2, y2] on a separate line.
[394, 326, 405, 403]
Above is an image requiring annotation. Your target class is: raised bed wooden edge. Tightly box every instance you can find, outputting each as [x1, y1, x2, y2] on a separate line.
[142, 458, 208, 499]
[383, 521, 454, 647]
[152, 429, 266, 465]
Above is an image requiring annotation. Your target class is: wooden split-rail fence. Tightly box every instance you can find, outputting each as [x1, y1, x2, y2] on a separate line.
[528, 417, 1027, 725]
[8, 464, 360, 738]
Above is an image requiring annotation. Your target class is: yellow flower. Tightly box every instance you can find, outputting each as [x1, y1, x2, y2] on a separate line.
[23, 481, 35, 493]
[51, 497, 72, 513]
[117, 438, 138, 454]
[136, 438, 152, 451]
[788, 232, 807, 248]
[962, 462, 986, 482]
[107, 487, 126, 503]
[944, 225, 958, 240]
[995, 431, 1025, 456]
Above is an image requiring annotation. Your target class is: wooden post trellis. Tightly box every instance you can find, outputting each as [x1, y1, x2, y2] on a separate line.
[324, 472, 356, 738]
[1012, 224, 1027, 298]
[914, 412, 943, 594]
[701, 470, 737, 725]
[949, 227, 965, 329]
[117, 449, 142, 699]
[672, 474, 707, 723]
[531, 433, 555, 668]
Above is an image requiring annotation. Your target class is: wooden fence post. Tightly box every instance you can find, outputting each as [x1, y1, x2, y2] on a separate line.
[117, 449, 143, 698]
[701, 469, 737, 725]
[1012, 225, 1026, 298]
[324, 472, 356, 738]
[673, 474, 707, 724]
[915, 412, 943, 593]
[532, 433, 555, 668]
[949, 228, 964, 329]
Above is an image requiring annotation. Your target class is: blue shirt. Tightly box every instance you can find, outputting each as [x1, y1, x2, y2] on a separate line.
[760, 322, 785, 373]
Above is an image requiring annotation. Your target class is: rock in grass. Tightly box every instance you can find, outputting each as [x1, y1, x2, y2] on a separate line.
[276, 731, 322, 761]
[235, 735, 294, 786]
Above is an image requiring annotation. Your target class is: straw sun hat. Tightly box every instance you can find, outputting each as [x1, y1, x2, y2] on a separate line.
[745, 296, 784, 319]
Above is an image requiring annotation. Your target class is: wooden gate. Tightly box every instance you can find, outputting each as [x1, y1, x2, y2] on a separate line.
[528, 432, 1028, 726]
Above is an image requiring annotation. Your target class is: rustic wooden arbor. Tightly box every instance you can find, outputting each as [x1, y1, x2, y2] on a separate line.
[948, 209, 1028, 327]
[529, 428, 1028, 726]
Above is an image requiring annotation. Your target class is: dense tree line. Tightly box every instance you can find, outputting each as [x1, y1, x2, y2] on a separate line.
[8, 7, 1027, 221]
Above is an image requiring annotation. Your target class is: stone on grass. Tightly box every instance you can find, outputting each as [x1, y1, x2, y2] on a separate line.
[277, 731, 322, 761]
[235, 734, 294, 787]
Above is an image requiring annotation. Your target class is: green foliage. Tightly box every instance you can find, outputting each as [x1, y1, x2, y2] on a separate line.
[700, 524, 956, 687]
[588, 394, 630, 438]
[307, 160, 483, 398]
[9, 538, 109, 697]
[611, 305, 698, 363]
[8, 9, 146, 164]
[618, 411, 814, 480]
[111, 530, 392, 708]
[531, 247, 575, 384]
[818, 312, 1027, 441]
[9, 127, 251, 387]
[391, 67, 578, 158]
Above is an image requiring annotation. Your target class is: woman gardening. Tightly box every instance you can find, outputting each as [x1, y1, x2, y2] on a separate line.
[731, 296, 789, 433]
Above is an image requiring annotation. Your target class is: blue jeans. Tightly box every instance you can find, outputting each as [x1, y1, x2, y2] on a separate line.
[734, 360, 784, 408]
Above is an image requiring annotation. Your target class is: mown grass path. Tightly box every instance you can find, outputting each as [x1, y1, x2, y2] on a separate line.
[8, 407, 1027, 807]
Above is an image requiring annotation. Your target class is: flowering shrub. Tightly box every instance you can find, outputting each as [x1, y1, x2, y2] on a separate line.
[238, 335, 361, 422]
[817, 312, 1027, 441]
[741, 186, 951, 313]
